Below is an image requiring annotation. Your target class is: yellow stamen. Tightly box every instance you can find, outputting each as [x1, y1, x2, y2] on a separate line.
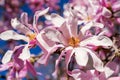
[26, 33, 36, 40]
[85, 16, 92, 21]
[68, 37, 80, 47]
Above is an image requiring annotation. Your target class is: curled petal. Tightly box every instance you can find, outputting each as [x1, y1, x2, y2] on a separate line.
[102, 7, 112, 18]
[83, 48, 104, 72]
[33, 8, 49, 32]
[81, 21, 93, 35]
[0, 30, 29, 42]
[2, 50, 13, 64]
[11, 18, 31, 34]
[80, 36, 113, 47]
[20, 12, 28, 25]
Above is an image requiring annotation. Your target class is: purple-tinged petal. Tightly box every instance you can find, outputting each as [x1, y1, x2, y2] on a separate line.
[37, 44, 64, 65]
[65, 46, 74, 75]
[104, 62, 119, 78]
[80, 36, 113, 47]
[0, 62, 13, 71]
[113, 11, 120, 18]
[112, 1, 120, 12]
[70, 69, 82, 80]
[33, 8, 49, 33]
[83, 47, 104, 72]
[74, 47, 89, 66]
[26, 60, 37, 76]
[59, 22, 71, 40]
[102, 7, 112, 18]
[44, 28, 61, 42]
[69, 17, 78, 37]
[18, 66, 27, 78]
[0, 30, 29, 42]
[11, 18, 31, 34]
[81, 21, 93, 35]
[20, 12, 28, 25]
[52, 49, 65, 77]
[2, 50, 13, 64]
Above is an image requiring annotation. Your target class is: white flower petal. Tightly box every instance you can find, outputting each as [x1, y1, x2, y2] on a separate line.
[80, 36, 113, 47]
[11, 18, 21, 29]
[2, 50, 13, 64]
[0, 30, 29, 42]
[50, 13, 65, 27]
[74, 47, 88, 66]
[104, 67, 114, 78]
[19, 44, 30, 60]
[81, 21, 93, 35]
[37, 30, 64, 54]
[11, 18, 31, 34]
[44, 28, 60, 42]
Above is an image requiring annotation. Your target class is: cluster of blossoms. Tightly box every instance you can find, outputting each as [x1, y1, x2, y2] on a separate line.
[0, 0, 120, 80]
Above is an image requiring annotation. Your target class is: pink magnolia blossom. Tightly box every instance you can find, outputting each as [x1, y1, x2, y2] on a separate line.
[0, 8, 49, 79]
[0, 46, 31, 79]
[36, 14, 113, 77]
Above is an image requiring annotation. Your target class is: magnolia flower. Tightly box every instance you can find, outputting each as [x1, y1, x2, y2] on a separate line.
[37, 14, 113, 77]
[0, 45, 36, 79]
[98, 0, 120, 34]
[0, 8, 49, 79]
[0, 8, 49, 60]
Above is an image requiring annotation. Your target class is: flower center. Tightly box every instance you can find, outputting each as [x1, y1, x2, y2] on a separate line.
[68, 37, 80, 47]
[85, 16, 92, 22]
[26, 33, 36, 40]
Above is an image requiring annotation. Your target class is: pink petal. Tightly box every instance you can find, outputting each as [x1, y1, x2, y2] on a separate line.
[19, 66, 27, 78]
[102, 7, 112, 18]
[37, 44, 64, 65]
[26, 60, 37, 76]
[0, 62, 13, 71]
[112, 1, 120, 12]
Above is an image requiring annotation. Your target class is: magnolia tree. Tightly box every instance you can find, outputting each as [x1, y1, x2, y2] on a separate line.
[0, 0, 120, 80]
